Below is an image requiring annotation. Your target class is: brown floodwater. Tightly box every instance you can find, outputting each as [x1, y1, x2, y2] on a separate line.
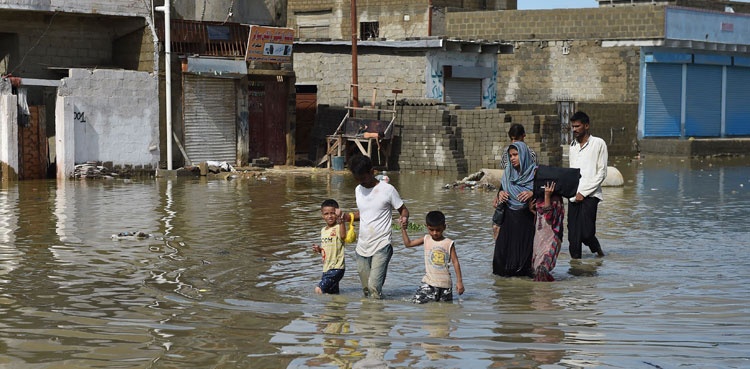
[0, 157, 748, 368]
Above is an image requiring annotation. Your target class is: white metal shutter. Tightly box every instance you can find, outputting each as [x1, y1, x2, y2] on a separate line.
[183, 75, 236, 164]
[445, 78, 481, 109]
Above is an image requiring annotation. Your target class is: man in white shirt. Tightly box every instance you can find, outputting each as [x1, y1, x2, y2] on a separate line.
[344, 154, 409, 299]
[568, 112, 607, 259]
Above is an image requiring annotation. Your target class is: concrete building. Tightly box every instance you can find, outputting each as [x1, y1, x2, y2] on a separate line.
[447, 1, 750, 156]
[289, 0, 560, 171]
[0, 0, 158, 180]
[157, 5, 297, 167]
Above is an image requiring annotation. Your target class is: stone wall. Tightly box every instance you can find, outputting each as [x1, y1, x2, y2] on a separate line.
[446, 5, 666, 41]
[294, 46, 426, 106]
[56, 69, 159, 178]
[497, 41, 640, 104]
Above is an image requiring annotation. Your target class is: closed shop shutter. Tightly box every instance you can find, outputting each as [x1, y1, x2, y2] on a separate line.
[685, 64, 722, 137]
[445, 78, 481, 109]
[644, 63, 682, 137]
[725, 66, 750, 136]
[183, 75, 237, 164]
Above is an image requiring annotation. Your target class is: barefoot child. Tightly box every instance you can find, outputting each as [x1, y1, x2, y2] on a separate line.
[312, 199, 348, 294]
[401, 211, 465, 304]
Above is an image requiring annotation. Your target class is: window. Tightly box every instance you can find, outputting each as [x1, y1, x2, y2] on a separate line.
[296, 10, 331, 39]
[360, 22, 379, 40]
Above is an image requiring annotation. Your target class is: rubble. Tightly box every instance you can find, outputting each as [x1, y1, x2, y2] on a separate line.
[444, 168, 503, 191]
[74, 162, 116, 179]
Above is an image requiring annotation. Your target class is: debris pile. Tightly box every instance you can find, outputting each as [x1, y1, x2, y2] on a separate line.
[444, 169, 500, 191]
[74, 162, 115, 179]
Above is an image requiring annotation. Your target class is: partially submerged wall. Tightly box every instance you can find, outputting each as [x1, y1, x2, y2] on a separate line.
[56, 69, 159, 179]
[0, 91, 18, 181]
[313, 102, 561, 173]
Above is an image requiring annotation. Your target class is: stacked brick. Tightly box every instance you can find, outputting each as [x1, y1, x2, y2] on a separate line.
[311, 102, 562, 173]
[452, 108, 509, 173]
[392, 104, 468, 173]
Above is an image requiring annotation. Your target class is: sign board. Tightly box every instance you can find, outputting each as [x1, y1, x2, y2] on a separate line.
[245, 26, 294, 63]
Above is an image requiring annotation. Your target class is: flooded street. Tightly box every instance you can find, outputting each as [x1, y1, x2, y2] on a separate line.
[0, 157, 748, 368]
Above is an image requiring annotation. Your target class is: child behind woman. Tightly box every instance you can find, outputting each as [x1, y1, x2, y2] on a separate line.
[532, 182, 564, 281]
[401, 211, 464, 303]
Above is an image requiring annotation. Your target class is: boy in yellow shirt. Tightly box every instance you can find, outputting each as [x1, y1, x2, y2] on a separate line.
[312, 199, 347, 294]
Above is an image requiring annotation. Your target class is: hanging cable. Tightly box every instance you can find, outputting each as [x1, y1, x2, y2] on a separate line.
[6, 11, 59, 77]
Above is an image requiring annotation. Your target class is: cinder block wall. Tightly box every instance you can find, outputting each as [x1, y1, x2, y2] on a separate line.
[56, 69, 159, 177]
[446, 6, 666, 41]
[498, 41, 641, 104]
[0, 0, 151, 17]
[577, 102, 639, 156]
[312, 102, 561, 173]
[0, 12, 151, 79]
[294, 47, 426, 106]
[288, 0, 432, 40]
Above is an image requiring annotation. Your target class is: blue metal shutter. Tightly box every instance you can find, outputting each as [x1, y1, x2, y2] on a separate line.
[644, 63, 682, 137]
[685, 64, 722, 137]
[725, 66, 750, 136]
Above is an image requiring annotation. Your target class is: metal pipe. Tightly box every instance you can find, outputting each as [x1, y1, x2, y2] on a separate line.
[351, 0, 358, 108]
[428, 0, 432, 37]
[156, 1, 173, 170]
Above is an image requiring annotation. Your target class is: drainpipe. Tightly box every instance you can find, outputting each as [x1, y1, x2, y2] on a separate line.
[428, 0, 432, 37]
[351, 0, 358, 108]
[156, 1, 173, 170]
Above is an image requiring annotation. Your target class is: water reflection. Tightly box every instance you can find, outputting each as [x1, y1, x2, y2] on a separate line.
[0, 157, 746, 367]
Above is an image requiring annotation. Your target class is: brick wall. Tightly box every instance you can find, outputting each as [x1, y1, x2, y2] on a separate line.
[0, 0, 151, 17]
[288, 0, 432, 40]
[497, 41, 640, 103]
[446, 5, 666, 41]
[113, 25, 156, 72]
[0, 12, 149, 79]
[18, 106, 48, 180]
[312, 102, 561, 173]
[577, 102, 639, 156]
[294, 46, 426, 106]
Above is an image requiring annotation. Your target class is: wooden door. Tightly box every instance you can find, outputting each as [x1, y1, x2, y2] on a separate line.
[295, 92, 317, 155]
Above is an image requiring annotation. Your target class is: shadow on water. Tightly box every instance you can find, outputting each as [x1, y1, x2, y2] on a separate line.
[0, 156, 747, 367]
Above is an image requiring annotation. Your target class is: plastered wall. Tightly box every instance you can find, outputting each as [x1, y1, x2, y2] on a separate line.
[56, 69, 159, 178]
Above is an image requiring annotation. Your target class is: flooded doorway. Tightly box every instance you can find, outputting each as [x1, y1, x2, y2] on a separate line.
[295, 85, 317, 159]
[248, 77, 288, 164]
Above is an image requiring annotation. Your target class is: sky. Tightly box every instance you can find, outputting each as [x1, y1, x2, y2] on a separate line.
[517, 0, 750, 10]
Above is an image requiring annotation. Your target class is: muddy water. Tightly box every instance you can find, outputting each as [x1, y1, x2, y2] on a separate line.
[0, 157, 748, 368]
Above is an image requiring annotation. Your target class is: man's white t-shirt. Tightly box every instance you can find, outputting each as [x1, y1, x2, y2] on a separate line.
[355, 181, 404, 257]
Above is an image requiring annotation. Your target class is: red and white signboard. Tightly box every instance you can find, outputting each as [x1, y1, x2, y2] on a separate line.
[245, 26, 294, 63]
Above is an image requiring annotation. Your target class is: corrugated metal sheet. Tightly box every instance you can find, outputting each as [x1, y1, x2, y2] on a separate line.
[725, 66, 750, 136]
[644, 63, 682, 137]
[444, 78, 481, 109]
[685, 64, 722, 137]
[183, 75, 237, 164]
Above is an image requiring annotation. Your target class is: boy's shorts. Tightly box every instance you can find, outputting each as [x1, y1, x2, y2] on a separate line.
[319, 269, 345, 294]
[412, 283, 453, 304]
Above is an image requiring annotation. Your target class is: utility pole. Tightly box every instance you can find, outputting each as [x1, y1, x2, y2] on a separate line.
[351, 0, 359, 108]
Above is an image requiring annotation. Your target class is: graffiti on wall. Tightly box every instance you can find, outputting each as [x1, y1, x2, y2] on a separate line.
[482, 67, 498, 108]
[74, 111, 87, 123]
[426, 51, 498, 108]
